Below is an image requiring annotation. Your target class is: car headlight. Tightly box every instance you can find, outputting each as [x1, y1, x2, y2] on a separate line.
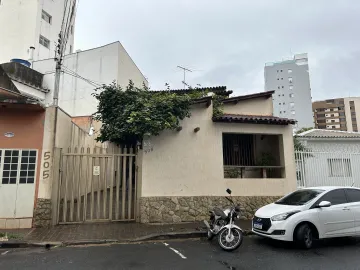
[271, 211, 300, 221]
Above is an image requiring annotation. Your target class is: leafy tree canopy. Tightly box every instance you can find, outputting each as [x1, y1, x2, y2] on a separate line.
[92, 81, 223, 145]
[294, 127, 314, 152]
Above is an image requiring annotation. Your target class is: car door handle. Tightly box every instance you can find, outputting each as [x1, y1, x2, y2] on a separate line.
[342, 208, 350, 211]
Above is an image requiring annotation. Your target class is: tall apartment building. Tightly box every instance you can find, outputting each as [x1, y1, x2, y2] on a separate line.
[264, 53, 313, 130]
[0, 0, 76, 63]
[313, 97, 360, 132]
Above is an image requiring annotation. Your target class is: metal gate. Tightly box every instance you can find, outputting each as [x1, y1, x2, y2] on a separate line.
[56, 147, 137, 224]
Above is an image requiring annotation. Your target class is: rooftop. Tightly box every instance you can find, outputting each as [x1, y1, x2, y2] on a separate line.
[222, 91, 274, 104]
[150, 86, 232, 96]
[212, 114, 296, 125]
[297, 129, 360, 138]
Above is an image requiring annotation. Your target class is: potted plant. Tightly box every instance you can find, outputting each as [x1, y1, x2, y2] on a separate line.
[257, 152, 275, 178]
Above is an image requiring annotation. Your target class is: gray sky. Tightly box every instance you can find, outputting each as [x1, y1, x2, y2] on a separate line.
[74, 0, 360, 101]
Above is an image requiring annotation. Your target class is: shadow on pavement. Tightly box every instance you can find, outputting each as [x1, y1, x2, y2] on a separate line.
[252, 235, 360, 251]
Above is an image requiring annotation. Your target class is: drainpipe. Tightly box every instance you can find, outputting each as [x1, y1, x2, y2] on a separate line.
[28, 46, 35, 68]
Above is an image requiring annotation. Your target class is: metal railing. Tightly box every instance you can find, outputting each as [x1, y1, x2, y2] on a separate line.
[295, 151, 360, 188]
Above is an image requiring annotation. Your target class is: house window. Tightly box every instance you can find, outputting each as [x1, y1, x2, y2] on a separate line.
[222, 134, 283, 179]
[288, 77, 293, 83]
[0, 150, 37, 184]
[42, 10, 52, 24]
[327, 158, 352, 177]
[39, 35, 50, 49]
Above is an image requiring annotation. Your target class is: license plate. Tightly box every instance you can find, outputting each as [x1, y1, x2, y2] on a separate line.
[253, 223, 262, 229]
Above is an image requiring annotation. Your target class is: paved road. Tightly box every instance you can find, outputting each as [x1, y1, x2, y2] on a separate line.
[1, 236, 360, 269]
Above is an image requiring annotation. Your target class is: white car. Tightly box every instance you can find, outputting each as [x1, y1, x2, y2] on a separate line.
[252, 186, 360, 249]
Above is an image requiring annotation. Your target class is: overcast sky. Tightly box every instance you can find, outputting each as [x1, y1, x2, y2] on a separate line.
[74, 0, 360, 101]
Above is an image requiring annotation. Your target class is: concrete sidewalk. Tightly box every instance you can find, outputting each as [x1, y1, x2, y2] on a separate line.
[0, 220, 252, 247]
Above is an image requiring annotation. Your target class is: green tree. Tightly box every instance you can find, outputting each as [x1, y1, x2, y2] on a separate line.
[92, 81, 224, 145]
[294, 127, 313, 151]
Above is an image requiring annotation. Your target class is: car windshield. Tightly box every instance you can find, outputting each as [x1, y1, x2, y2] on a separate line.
[275, 189, 325, 206]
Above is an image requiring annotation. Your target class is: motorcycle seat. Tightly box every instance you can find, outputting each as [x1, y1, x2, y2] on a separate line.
[213, 207, 227, 219]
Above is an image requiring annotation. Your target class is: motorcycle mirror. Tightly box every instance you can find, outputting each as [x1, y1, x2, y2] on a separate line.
[226, 188, 232, 195]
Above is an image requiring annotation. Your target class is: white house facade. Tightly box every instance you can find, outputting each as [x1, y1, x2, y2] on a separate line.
[296, 129, 360, 188]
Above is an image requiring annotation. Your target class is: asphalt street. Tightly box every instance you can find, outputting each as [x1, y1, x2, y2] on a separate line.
[1, 236, 360, 270]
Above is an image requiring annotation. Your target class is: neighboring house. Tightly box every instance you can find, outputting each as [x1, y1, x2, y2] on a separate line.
[0, 0, 76, 63]
[32, 41, 148, 116]
[139, 90, 297, 222]
[296, 129, 360, 188]
[313, 97, 360, 132]
[265, 53, 313, 131]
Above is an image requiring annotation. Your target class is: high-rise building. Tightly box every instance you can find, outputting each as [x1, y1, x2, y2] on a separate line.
[0, 0, 76, 63]
[313, 97, 360, 132]
[264, 53, 313, 130]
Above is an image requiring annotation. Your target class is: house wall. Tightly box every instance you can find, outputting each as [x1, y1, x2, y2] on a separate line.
[223, 97, 273, 116]
[140, 103, 296, 223]
[0, 103, 45, 229]
[296, 139, 360, 188]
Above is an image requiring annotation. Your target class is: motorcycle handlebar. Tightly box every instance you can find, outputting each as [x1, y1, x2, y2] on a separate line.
[226, 196, 234, 204]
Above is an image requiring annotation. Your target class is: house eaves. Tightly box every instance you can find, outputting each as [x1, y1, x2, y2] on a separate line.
[221, 90, 275, 104]
[213, 114, 296, 125]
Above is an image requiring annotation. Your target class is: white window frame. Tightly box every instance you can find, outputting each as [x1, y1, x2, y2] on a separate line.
[291, 110, 296, 115]
[0, 149, 38, 185]
[288, 69, 292, 73]
[327, 158, 352, 177]
[288, 77, 293, 84]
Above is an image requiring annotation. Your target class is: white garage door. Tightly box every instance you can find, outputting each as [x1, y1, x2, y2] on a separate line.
[0, 149, 37, 220]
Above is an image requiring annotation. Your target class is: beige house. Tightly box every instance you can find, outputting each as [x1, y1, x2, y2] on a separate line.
[139, 90, 297, 223]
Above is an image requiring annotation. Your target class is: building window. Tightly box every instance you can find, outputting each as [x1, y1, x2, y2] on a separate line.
[223, 134, 283, 179]
[70, 45, 73, 53]
[327, 158, 352, 177]
[289, 85, 293, 90]
[277, 78, 279, 80]
[331, 120, 335, 123]
[280, 70, 283, 72]
[291, 110, 295, 115]
[283, 111, 286, 113]
[289, 93, 294, 98]
[0, 150, 37, 184]
[278, 87, 280, 89]
[290, 102, 295, 108]
[71, 25, 74, 35]
[42, 10, 52, 24]
[279, 103, 281, 105]
[282, 86, 284, 88]
[288, 69, 292, 73]
[39, 35, 50, 49]
[288, 77, 293, 83]
[281, 78, 283, 80]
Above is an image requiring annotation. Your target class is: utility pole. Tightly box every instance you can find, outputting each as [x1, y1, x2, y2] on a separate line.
[177, 66, 192, 89]
[53, 33, 63, 106]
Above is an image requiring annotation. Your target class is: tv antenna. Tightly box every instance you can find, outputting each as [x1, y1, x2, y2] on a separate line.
[177, 66, 192, 89]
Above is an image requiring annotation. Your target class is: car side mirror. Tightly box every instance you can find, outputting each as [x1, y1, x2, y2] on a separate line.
[226, 188, 232, 195]
[318, 201, 331, 208]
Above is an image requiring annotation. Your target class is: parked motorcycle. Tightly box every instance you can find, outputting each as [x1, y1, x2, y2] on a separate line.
[203, 188, 243, 251]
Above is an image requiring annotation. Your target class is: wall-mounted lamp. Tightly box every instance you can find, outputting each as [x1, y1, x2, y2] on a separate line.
[194, 127, 200, 133]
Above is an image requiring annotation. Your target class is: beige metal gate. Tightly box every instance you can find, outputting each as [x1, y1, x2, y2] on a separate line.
[56, 147, 137, 224]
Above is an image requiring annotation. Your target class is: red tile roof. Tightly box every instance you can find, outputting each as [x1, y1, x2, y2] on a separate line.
[222, 91, 274, 104]
[212, 114, 296, 125]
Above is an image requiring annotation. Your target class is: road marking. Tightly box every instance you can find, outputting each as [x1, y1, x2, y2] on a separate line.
[163, 243, 186, 259]
[1, 251, 9, 255]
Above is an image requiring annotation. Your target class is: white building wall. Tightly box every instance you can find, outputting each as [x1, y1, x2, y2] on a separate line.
[33, 42, 148, 116]
[141, 104, 297, 198]
[296, 139, 360, 188]
[0, 0, 75, 64]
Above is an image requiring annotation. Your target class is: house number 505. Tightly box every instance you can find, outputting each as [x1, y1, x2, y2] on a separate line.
[43, 152, 51, 179]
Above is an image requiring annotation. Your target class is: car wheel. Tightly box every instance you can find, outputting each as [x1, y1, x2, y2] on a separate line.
[295, 224, 313, 249]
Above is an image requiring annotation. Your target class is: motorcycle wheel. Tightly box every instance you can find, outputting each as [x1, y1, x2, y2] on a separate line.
[217, 227, 243, 251]
[207, 230, 214, 240]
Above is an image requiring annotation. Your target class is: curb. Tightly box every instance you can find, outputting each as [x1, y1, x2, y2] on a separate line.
[0, 229, 254, 248]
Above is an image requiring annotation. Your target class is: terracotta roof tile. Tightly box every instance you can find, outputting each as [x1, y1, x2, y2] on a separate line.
[212, 114, 296, 125]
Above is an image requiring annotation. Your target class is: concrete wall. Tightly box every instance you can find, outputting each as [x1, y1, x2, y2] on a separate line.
[344, 97, 360, 132]
[33, 42, 148, 116]
[0, 0, 75, 63]
[223, 97, 273, 116]
[140, 103, 297, 198]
